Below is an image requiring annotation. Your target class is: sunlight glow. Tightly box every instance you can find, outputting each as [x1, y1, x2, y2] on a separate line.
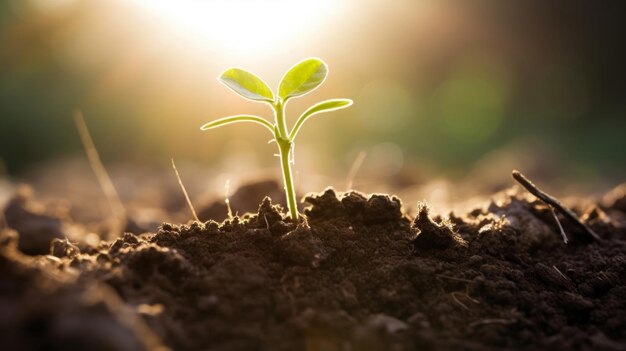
[128, 0, 339, 56]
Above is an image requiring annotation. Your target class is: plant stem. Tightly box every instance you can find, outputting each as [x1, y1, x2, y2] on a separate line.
[274, 100, 289, 139]
[273, 100, 298, 220]
[278, 140, 298, 220]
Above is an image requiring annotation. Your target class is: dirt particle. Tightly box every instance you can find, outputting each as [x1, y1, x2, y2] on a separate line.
[364, 194, 403, 224]
[122, 244, 192, 285]
[340, 191, 368, 215]
[255, 197, 284, 228]
[278, 227, 328, 267]
[50, 238, 80, 258]
[303, 187, 343, 220]
[412, 202, 467, 250]
[122, 232, 139, 244]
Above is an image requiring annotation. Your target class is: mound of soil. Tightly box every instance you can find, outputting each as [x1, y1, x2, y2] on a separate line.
[2, 186, 626, 350]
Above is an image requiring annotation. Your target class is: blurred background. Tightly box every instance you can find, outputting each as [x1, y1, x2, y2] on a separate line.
[1, 0, 625, 214]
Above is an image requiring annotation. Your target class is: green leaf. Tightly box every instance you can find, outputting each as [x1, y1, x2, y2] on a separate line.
[200, 115, 275, 134]
[289, 99, 353, 140]
[279, 58, 328, 101]
[219, 68, 274, 102]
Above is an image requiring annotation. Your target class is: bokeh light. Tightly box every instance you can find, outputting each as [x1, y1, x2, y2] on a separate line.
[1, 0, 625, 191]
[431, 54, 510, 144]
[357, 80, 417, 133]
[126, 0, 342, 59]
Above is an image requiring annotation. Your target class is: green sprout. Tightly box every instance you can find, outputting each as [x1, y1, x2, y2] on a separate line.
[201, 58, 353, 220]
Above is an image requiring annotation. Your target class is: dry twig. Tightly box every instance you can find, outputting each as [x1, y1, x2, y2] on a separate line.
[450, 292, 470, 311]
[548, 205, 569, 244]
[552, 265, 570, 282]
[74, 110, 126, 236]
[512, 170, 601, 243]
[345, 150, 367, 190]
[170, 158, 199, 222]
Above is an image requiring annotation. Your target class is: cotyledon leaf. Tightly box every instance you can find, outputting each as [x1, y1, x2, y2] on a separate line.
[219, 68, 274, 103]
[278, 58, 328, 101]
[200, 115, 275, 134]
[289, 99, 353, 140]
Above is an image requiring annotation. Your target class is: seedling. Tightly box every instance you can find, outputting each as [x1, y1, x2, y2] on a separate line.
[201, 58, 353, 220]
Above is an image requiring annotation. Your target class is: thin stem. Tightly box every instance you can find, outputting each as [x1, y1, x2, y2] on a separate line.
[278, 140, 298, 220]
[273, 99, 298, 220]
[274, 100, 288, 139]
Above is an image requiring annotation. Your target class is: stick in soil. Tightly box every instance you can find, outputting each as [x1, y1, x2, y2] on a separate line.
[170, 158, 200, 223]
[345, 150, 367, 190]
[511, 170, 602, 243]
[552, 265, 571, 283]
[74, 110, 126, 237]
[456, 286, 481, 305]
[450, 292, 470, 311]
[549, 205, 569, 244]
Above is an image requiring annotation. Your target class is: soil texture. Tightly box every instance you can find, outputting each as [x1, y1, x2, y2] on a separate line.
[2, 185, 626, 350]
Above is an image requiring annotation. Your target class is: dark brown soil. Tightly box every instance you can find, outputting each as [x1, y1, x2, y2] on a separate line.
[2, 185, 626, 350]
[0, 231, 165, 351]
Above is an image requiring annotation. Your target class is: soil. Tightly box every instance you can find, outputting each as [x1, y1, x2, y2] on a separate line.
[2, 183, 626, 350]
